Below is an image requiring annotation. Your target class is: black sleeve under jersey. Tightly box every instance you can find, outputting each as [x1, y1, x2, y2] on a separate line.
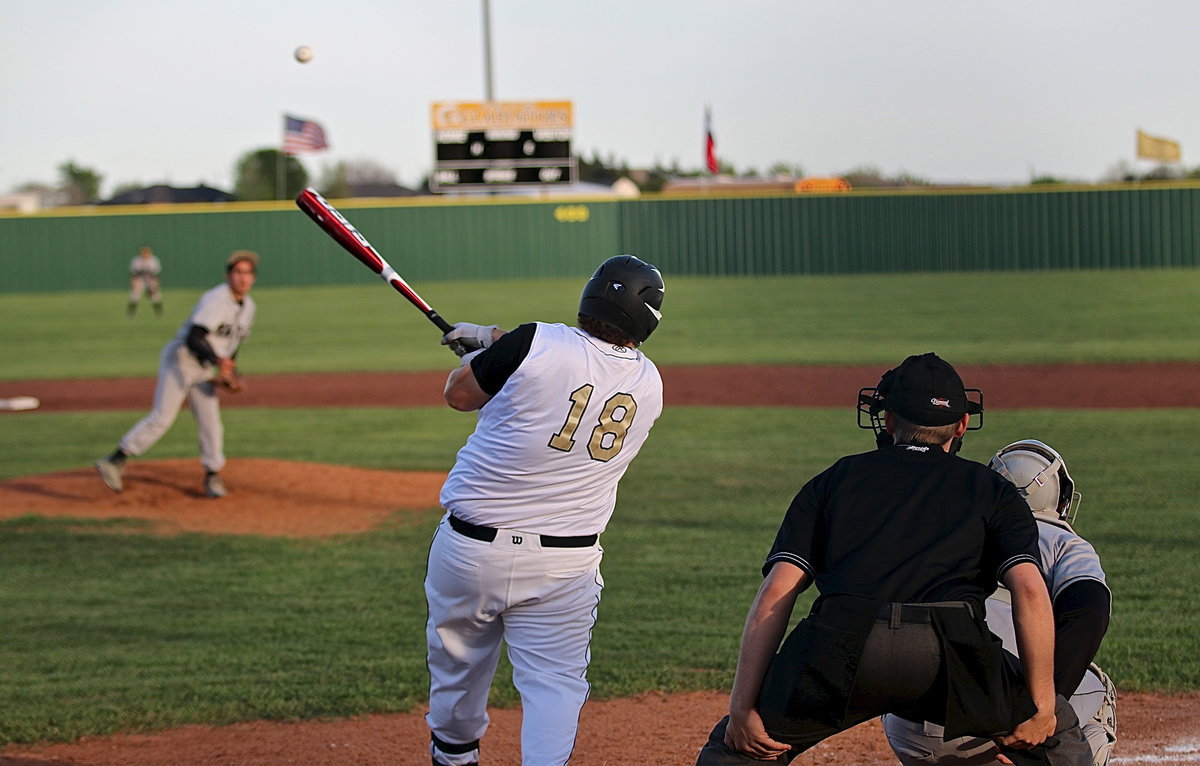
[186, 324, 219, 365]
[470, 323, 537, 396]
[1052, 578, 1111, 695]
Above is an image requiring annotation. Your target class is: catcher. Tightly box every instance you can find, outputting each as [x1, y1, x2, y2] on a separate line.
[95, 250, 258, 499]
[883, 439, 1116, 766]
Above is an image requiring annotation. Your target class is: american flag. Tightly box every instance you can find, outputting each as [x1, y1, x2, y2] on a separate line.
[283, 115, 329, 155]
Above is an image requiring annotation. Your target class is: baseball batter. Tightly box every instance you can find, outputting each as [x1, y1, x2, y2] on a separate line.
[128, 245, 163, 316]
[95, 250, 258, 499]
[425, 255, 665, 766]
[883, 439, 1116, 766]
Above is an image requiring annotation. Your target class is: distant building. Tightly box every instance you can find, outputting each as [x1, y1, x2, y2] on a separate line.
[660, 177, 797, 195]
[659, 176, 853, 195]
[100, 184, 234, 205]
[343, 182, 423, 198]
[0, 193, 43, 213]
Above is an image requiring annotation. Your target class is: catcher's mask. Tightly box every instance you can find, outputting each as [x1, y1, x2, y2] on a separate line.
[857, 352, 983, 448]
[988, 439, 1081, 524]
[578, 254, 664, 345]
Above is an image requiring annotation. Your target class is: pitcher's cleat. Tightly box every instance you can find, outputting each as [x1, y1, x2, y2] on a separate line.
[94, 458, 124, 493]
[204, 472, 227, 498]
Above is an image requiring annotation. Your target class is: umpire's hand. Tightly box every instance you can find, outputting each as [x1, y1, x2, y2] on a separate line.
[725, 708, 791, 761]
[997, 706, 1056, 750]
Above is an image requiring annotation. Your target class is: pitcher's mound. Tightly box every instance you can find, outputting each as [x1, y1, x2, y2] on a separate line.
[0, 459, 446, 538]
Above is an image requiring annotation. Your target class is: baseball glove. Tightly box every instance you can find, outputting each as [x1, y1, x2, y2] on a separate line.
[215, 371, 247, 393]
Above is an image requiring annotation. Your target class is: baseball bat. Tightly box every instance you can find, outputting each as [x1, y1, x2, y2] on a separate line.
[295, 187, 455, 335]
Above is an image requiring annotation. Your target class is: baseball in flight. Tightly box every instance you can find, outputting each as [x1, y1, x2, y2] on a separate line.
[294, 45, 313, 63]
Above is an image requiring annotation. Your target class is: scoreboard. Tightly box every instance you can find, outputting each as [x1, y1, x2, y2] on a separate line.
[431, 101, 576, 192]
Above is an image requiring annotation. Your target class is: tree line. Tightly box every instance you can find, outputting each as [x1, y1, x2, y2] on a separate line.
[12, 148, 1200, 207]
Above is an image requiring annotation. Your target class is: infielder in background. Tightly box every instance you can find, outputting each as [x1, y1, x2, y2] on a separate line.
[95, 250, 258, 499]
[695, 353, 1091, 766]
[128, 245, 163, 317]
[883, 439, 1116, 766]
[424, 255, 665, 766]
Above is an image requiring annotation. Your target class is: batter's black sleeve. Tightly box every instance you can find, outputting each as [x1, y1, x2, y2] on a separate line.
[185, 324, 219, 365]
[1052, 579, 1111, 695]
[470, 322, 536, 395]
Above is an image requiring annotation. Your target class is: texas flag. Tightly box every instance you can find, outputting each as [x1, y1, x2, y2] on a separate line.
[705, 106, 718, 175]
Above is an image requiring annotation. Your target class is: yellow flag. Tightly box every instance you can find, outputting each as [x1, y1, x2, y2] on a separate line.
[1136, 129, 1181, 162]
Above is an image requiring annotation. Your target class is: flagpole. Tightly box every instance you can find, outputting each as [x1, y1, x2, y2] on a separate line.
[277, 115, 285, 200]
[482, 0, 494, 102]
[702, 105, 711, 195]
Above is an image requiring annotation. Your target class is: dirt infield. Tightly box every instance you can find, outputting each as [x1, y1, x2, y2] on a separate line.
[0, 458, 443, 538]
[4, 361, 1200, 412]
[2, 364, 1198, 764]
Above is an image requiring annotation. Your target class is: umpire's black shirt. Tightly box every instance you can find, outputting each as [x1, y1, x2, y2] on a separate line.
[765, 443, 1040, 614]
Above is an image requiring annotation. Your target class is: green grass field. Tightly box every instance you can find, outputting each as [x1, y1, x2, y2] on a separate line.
[0, 270, 1198, 745]
[2, 268, 1199, 380]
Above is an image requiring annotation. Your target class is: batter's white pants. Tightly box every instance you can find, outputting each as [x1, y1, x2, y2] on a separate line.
[120, 340, 225, 473]
[425, 515, 604, 766]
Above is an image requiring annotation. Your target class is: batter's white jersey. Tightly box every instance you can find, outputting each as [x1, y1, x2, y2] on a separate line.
[173, 282, 256, 360]
[440, 322, 663, 537]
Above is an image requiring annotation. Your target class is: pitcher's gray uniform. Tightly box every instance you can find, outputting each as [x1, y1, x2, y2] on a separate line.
[426, 256, 665, 766]
[883, 440, 1116, 766]
[96, 251, 258, 498]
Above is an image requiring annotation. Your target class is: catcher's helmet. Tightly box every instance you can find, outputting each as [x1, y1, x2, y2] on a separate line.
[988, 439, 1081, 524]
[578, 255, 664, 344]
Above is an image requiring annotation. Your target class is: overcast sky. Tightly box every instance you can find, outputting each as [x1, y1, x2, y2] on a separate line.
[3, 0, 1196, 196]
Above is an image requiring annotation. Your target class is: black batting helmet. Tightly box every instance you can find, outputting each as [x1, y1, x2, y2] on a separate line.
[578, 255, 664, 344]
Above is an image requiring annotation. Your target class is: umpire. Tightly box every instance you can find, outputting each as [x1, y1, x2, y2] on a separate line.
[695, 352, 1090, 766]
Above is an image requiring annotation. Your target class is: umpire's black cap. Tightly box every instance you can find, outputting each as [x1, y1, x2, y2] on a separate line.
[875, 352, 981, 426]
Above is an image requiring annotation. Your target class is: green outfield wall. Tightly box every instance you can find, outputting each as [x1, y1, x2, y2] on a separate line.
[1, 183, 1197, 293]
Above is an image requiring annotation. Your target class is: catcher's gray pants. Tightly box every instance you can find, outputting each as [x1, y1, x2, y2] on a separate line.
[120, 340, 225, 473]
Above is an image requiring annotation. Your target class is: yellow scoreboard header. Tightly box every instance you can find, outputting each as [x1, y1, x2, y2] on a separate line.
[432, 101, 573, 132]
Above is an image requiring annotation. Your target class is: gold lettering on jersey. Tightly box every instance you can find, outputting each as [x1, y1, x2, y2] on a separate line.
[548, 384, 595, 452]
[587, 393, 637, 462]
[548, 385, 640, 462]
